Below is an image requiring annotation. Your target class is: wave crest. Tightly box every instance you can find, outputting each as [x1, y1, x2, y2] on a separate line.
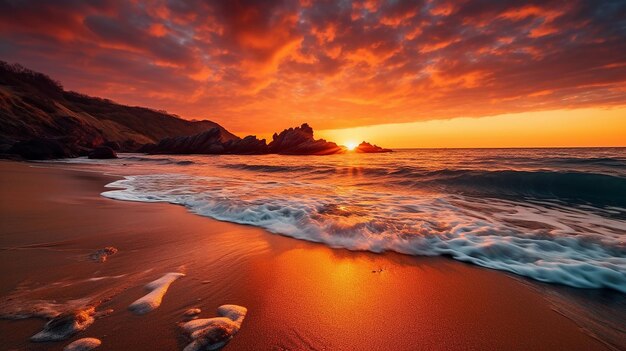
[102, 174, 626, 293]
[429, 170, 626, 207]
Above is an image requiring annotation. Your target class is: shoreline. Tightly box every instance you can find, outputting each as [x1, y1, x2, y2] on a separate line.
[0, 160, 620, 350]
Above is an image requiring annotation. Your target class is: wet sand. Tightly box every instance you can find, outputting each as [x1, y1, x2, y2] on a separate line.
[0, 161, 615, 350]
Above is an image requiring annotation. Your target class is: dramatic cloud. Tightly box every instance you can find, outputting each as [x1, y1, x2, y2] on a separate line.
[1, 0, 625, 133]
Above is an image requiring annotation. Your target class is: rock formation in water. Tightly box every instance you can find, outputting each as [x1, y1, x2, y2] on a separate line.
[354, 141, 392, 153]
[144, 123, 393, 156]
[145, 128, 268, 155]
[268, 123, 344, 155]
[146, 123, 346, 156]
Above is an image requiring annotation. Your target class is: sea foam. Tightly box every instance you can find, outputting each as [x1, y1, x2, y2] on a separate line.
[103, 173, 626, 293]
[128, 272, 185, 314]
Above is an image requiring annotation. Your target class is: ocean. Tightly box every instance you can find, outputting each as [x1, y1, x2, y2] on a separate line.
[58, 148, 626, 293]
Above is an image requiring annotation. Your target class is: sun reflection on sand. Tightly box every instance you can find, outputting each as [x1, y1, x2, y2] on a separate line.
[245, 239, 608, 349]
[253, 247, 394, 334]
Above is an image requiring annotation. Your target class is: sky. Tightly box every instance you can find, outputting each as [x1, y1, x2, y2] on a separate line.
[1, 0, 625, 147]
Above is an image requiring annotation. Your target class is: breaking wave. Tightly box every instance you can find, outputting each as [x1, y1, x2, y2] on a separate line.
[102, 171, 626, 293]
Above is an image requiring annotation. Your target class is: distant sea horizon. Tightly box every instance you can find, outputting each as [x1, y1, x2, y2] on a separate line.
[386, 146, 626, 150]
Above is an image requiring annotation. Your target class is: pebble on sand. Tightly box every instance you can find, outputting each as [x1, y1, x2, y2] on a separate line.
[89, 247, 118, 262]
[180, 304, 247, 351]
[31, 307, 96, 342]
[64, 337, 102, 351]
[185, 308, 202, 316]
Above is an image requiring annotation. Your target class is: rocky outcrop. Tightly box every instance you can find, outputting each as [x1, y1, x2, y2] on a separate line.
[161, 128, 226, 154]
[148, 128, 261, 155]
[103, 141, 121, 151]
[88, 146, 117, 159]
[147, 123, 347, 156]
[223, 135, 269, 154]
[354, 141, 392, 153]
[8, 138, 78, 160]
[136, 142, 157, 154]
[268, 123, 343, 155]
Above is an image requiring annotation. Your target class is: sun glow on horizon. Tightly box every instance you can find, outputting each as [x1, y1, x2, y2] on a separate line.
[317, 107, 626, 149]
[345, 141, 358, 151]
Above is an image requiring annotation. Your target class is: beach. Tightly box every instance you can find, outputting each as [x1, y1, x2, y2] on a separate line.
[0, 160, 619, 350]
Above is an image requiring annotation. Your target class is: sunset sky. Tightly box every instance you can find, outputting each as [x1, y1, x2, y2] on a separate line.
[1, 0, 625, 147]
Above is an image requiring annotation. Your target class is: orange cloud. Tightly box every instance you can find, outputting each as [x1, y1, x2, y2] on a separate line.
[0, 0, 623, 136]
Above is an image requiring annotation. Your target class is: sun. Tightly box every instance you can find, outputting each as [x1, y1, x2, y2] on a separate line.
[345, 141, 358, 151]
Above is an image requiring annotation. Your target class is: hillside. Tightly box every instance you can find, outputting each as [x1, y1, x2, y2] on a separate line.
[0, 61, 236, 155]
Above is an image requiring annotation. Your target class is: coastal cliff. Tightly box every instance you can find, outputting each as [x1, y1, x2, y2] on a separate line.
[0, 61, 234, 159]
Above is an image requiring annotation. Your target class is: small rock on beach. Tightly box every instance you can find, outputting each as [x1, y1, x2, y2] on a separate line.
[64, 337, 102, 351]
[185, 308, 202, 317]
[180, 304, 247, 351]
[89, 247, 118, 262]
[31, 307, 96, 342]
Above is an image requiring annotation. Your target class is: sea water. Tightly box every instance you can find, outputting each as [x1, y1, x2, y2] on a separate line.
[60, 148, 626, 292]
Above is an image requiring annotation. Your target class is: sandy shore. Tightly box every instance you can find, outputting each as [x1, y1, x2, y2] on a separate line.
[0, 161, 618, 350]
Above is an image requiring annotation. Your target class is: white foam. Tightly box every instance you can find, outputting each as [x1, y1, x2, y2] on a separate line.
[85, 274, 126, 282]
[100, 171, 626, 293]
[0, 299, 87, 320]
[128, 272, 185, 315]
[181, 304, 247, 351]
[64, 337, 102, 351]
